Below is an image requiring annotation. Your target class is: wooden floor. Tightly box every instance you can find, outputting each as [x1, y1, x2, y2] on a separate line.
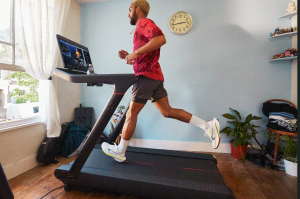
[9, 153, 297, 199]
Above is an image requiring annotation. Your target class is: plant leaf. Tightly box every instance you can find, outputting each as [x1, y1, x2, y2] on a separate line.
[241, 154, 246, 163]
[245, 114, 252, 123]
[230, 108, 241, 120]
[233, 140, 238, 148]
[222, 113, 237, 120]
[221, 126, 231, 131]
[220, 127, 231, 133]
[252, 116, 262, 120]
[228, 131, 235, 137]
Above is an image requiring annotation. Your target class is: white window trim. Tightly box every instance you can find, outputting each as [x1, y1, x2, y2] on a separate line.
[0, 115, 45, 134]
[0, 62, 25, 72]
[0, 0, 44, 131]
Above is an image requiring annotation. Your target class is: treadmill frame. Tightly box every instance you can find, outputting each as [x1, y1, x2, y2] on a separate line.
[54, 68, 136, 177]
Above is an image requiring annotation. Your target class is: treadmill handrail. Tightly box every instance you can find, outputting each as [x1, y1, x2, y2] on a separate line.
[54, 68, 135, 84]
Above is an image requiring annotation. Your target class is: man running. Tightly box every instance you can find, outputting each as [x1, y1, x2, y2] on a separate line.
[102, 0, 220, 162]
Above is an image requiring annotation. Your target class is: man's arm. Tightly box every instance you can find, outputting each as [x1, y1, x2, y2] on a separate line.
[135, 35, 166, 55]
[125, 35, 166, 65]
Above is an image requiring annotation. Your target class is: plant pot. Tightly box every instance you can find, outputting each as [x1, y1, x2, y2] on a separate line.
[230, 140, 248, 160]
[284, 159, 297, 177]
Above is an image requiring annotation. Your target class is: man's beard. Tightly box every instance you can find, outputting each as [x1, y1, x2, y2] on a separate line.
[130, 10, 138, 25]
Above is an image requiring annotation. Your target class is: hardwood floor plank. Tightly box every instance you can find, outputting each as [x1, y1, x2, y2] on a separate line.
[21, 172, 64, 199]
[9, 156, 76, 199]
[53, 189, 92, 199]
[217, 162, 252, 199]
[8, 153, 297, 199]
[9, 156, 76, 188]
[216, 153, 297, 199]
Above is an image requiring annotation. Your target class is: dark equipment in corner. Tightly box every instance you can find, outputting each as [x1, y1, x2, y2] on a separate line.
[54, 35, 235, 199]
[246, 135, 282, 171]
[75, 104, 94, 130]
[0, 162, 14, 199]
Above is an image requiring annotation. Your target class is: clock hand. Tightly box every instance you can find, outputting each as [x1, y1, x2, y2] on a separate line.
[172, 22, 187, 25]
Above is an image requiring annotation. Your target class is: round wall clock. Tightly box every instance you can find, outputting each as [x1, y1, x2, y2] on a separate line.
[169, 11, 193, 34]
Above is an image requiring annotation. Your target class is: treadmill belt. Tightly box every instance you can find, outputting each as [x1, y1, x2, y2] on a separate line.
[84, 148, 223, 185]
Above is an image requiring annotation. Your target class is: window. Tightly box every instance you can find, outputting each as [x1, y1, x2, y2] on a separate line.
[0, 0, 24, 68]
[0, 0, 41, 128]
[0, 0, 13, 65]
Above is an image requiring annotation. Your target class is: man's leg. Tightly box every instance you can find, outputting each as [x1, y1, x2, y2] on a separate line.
[153, 96, 220, 149]
[153, 96, 192, 123]
[122, 101, 146, 140]
[102, 101, 145, 162]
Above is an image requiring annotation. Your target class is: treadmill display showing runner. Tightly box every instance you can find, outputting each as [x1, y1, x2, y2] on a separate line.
[58, 39, 91, 72]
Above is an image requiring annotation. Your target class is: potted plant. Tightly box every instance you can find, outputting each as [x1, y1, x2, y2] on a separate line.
[220, 108, 262, 162]
[281, 135, 297, 177]
[109, 105, 126, 144]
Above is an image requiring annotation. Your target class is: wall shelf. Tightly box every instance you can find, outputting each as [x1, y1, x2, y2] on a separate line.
[278, 12, 297, 19]
[269, 56, 297, 63]
[269, 31, 297, 40]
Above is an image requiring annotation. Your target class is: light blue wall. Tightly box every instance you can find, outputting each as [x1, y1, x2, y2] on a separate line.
[80, 0, 292, 144]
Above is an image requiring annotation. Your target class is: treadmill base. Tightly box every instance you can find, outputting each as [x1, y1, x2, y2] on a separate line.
[55, 147, 235, 199]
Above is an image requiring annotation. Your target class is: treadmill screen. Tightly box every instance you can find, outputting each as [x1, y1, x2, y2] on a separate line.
[58, 38, 91, 72]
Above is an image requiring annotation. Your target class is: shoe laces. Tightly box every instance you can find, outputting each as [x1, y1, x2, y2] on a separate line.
[109, 143, 120, 152]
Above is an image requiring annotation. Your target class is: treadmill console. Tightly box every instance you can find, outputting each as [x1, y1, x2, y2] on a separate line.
[57, 34, 92, 73]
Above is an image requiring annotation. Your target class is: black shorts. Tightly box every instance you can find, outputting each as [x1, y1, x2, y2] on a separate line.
[131, 75, 168, 104]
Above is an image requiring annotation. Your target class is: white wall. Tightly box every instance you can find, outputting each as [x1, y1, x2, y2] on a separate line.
[0, 0, 81, 180]
[0, 124, 46, 180]
[291, 0, 297, 107]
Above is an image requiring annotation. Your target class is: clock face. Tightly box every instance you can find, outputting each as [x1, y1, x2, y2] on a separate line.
[169, 11, 193, 34]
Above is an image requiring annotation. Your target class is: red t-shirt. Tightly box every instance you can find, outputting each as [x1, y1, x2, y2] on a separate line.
[133, 18, 164, 81]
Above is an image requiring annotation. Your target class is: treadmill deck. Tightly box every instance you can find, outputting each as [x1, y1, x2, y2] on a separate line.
[55, 147, 235, 199]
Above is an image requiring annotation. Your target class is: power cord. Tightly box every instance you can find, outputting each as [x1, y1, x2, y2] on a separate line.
[39, 185, 65, 199]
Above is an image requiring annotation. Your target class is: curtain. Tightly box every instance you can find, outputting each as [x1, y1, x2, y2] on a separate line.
[19, 0, 71, 137]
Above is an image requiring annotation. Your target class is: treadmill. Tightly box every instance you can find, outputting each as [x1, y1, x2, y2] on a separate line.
[54, 35, 235, 199]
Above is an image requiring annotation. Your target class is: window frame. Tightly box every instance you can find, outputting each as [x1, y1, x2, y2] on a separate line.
[0, 0, 43, 130]
[0, 0, 25, 72]
[0, 116, 44, 134]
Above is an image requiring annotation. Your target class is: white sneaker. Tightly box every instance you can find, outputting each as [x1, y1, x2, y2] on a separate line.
[101, 142, 126, 162]
[204, 118, 221, 149]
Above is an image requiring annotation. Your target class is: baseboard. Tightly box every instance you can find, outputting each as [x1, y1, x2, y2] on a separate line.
[3, 155, 38, 180]
[129, 139, 232, 153]
[129, 139, 261, 153]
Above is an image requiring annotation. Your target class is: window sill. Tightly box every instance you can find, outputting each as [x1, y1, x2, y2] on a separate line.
[0, 116, 45, 134]
[0, 62, 26, 72]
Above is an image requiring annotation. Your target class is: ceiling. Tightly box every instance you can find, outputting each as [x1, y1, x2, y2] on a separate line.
[75, 0, 109, 3]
